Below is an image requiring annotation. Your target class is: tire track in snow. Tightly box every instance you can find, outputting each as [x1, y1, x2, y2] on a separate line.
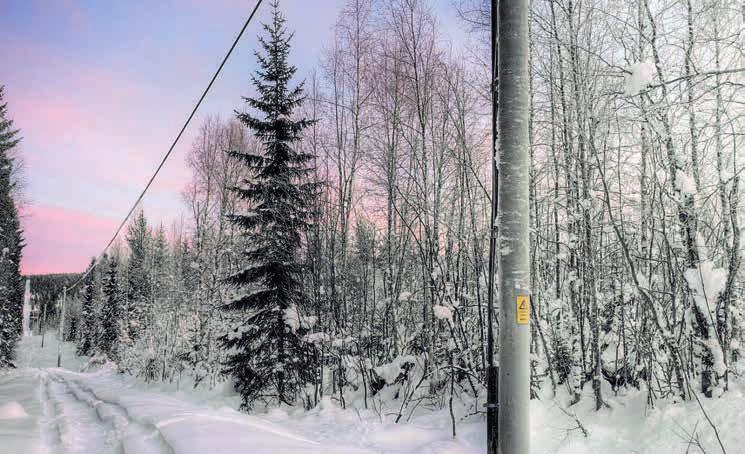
[46, 374, 121, 454]
[39, 372, 64, 454]
[49, 373, 174, 454]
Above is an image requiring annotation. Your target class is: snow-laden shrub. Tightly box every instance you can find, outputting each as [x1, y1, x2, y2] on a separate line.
[80, 352, 116, 373]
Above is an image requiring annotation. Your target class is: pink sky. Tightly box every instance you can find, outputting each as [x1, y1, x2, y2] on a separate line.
[21, 204, 119, 275]
[3, 0, 345, 275]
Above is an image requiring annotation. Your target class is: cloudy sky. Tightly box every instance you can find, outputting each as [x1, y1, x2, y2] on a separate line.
[1, 0, 466, 275]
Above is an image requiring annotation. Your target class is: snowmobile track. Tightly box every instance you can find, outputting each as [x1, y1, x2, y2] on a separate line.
[49, 372, 174, 454]
[45, 372, 121, 454]
[40, 373, 65, 454]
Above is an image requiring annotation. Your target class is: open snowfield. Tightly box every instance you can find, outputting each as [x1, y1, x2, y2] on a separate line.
[1, 334, 743, 453]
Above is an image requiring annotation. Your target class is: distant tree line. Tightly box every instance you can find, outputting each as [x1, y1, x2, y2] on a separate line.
[29, 274, 81, 339]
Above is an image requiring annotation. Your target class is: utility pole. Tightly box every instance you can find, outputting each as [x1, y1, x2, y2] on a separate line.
[23, 279, 31, 337]
[486, 0, 499, 453]
[497, 0, 531, 452]
[41, 299, 47, 348]
[57, 286, 66, 368]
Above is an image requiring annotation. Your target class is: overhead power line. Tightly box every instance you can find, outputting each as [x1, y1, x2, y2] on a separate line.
[68, 0, 264, 292]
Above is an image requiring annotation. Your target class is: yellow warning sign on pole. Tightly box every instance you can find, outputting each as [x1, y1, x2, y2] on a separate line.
[516, 295, 530, 325]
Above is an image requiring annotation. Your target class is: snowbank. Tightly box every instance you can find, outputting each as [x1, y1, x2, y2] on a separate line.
[0, 401, 28, 419]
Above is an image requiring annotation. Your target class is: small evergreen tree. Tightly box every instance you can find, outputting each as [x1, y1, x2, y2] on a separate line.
[101, 255, 126, 360]
[77, 259, 97, 356]
[221, 1, 317, 408]
[151, 225, 169, 302]
[0, 85, 24, 367]
[126, 211, 152, 340]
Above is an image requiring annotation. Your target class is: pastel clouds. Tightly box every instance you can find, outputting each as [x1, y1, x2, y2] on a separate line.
[20, 204, 118, 275]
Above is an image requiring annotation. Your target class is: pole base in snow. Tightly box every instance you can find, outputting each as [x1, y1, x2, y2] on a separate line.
[487, 364, 498, 454]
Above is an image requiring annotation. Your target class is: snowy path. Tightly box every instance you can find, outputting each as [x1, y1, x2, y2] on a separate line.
[0, 336, 373, 454]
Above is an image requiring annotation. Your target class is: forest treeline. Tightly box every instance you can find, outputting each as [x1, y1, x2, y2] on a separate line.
[23, 0, 745, 423]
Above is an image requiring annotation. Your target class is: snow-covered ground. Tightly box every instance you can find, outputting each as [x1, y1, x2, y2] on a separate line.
[0, 335, 371, 454]
[1, 334, 743, 453]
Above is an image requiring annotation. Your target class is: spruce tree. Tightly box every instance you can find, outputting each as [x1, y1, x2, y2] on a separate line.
[0, 85, 24, 366]
[77, 258, 97, 356]
[101, 256, 126, 360]
[0, 87, 20, 155]
[222, 1, 317, 408]
[151, 225, 168, 302]
[125, 211, 151, 340]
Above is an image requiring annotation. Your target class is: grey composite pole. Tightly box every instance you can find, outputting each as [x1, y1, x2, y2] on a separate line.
[486, 1, 499, 453]
[497, 0, 531, 453]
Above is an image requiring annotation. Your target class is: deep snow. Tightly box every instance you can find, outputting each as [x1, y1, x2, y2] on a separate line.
[0, 334, 743, 453]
